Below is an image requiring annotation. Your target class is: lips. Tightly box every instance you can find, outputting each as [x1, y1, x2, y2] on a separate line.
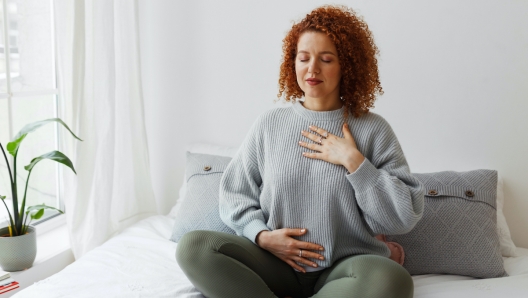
[306, 78, 322, 86]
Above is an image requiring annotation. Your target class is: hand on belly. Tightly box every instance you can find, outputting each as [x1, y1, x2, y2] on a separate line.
[256, 228, 325, 273]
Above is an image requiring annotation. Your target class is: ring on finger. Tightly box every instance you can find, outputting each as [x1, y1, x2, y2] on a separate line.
[299, 249, 303, 257]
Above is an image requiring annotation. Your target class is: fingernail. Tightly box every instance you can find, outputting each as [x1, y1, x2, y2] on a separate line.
[309, 125, 314, 128]
[298, 141, 302, 144]
[319, 247, 324, 251]
[312, 264, 317, 268]
[319, 257, 324, 260]
[300, 229, 306, 233]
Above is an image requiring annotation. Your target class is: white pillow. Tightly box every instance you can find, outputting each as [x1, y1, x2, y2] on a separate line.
[168, 143, 239, 218]
[168, 143, 518, 257]
[497, 174, 517, 257]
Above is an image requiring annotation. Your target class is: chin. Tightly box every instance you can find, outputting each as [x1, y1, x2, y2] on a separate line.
[304, 92, 327, 100]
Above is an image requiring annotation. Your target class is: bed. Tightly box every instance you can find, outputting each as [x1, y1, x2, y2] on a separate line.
[11, 213, 528, 298]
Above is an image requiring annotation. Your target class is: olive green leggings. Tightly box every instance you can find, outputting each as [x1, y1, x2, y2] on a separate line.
[176, 230, 413, 298]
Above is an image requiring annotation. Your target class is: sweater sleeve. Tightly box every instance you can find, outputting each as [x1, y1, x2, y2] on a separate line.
[219, 116, 269, 244]
[346, 118, 425, 235]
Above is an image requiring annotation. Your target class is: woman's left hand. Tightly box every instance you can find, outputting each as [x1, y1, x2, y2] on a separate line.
[299, 123, 365, 173]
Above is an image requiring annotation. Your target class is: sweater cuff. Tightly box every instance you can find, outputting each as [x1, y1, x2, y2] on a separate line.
[345, 157, 381, 194]
[243, 219, 270, 244]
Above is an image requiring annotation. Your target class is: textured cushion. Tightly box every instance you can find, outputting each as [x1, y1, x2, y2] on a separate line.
[169, 152, 236, 242]
[386, 169, 507, 278]
[168, 143, 239, 218]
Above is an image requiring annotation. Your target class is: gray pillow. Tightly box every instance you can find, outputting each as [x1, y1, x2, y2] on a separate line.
[386, 169, 507, 278]
[170, 152, 236, 242]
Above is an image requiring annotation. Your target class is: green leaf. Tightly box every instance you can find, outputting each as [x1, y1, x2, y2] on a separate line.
[27, 204, 64, 214]
[29, 208, 45, 220]
[24, 150, 77, 174]
[6, 118, 82, 156]
[0, 195, 5, 200]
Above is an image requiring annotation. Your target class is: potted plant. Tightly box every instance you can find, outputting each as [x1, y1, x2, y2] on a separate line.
[0, 118, 81, 271]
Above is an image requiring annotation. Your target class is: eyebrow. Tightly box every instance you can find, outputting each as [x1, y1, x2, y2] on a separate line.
[297, 50, 337, 56]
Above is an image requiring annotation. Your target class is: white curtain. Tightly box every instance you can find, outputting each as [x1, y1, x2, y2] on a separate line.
[54, 0, 158, 259]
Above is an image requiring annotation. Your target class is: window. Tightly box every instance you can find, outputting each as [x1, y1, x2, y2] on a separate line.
[0, 0, 62, 225]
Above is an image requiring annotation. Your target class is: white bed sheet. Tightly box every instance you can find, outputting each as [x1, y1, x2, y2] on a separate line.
[13, 215, 528, 298]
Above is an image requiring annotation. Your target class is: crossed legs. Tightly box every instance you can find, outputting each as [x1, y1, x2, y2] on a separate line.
[176, 230, 413, 298]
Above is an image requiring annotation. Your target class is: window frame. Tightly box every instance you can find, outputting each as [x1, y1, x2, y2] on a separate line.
[0, 0, 63, 228]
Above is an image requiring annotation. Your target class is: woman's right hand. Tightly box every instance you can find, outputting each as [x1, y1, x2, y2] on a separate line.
[256, 228, 325, 273]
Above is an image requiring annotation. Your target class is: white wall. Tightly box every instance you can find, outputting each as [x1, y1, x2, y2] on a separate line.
[138, 0, 528, 248]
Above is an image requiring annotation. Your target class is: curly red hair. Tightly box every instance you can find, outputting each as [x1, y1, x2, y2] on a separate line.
[278, 5, 383, 119]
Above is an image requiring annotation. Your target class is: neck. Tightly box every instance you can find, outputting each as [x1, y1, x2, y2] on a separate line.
[302, 97, 343, 111]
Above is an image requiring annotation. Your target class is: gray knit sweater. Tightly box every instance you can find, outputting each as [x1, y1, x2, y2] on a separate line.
[219, 100, 425, 270]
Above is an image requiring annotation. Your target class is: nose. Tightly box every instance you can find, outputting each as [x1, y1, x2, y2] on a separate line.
[308, 60, 320, 75]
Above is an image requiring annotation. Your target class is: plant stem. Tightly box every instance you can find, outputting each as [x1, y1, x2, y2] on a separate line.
[0, 143, 17, 224]
[0, 143, 14, 188]
[1, 198, 15, 236]
[13, 151, 18, 226]
[16, 170, 31, 235]
[24, 219, 32, 234]
[21, 212, 29, 234]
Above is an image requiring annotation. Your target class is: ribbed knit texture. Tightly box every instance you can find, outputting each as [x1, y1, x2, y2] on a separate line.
[219, 100, 425, 270]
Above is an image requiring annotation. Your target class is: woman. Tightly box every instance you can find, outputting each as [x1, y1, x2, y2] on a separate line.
[177, 5, 424, 298]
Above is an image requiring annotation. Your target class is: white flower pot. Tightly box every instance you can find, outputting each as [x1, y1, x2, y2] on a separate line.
[0, 226, 37, 272]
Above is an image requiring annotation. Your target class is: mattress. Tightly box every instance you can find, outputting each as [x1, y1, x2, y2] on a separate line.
[13, 215, 528, 298]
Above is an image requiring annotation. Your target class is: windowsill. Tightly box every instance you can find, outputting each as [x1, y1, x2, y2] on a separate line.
[4, 215, 74, 297]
